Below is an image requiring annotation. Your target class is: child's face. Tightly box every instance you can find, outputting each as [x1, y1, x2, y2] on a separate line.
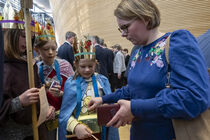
[18, 32, 26, 54]
[37, 40, 57, 65]
[77, 59, 96, 79]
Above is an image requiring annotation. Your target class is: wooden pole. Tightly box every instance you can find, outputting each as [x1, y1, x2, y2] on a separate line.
[21, 0, 39, 140]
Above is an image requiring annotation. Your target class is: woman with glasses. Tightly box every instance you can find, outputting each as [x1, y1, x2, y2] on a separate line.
[88, 0, 210, 140]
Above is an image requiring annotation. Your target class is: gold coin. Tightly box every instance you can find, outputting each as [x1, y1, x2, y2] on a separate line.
[81, 106, 87, 113]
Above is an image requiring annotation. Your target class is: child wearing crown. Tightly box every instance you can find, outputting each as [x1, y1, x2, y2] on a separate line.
[34, 30, 74, 139]
[0, 3, 55, 139]
[59, 36, 119, 140]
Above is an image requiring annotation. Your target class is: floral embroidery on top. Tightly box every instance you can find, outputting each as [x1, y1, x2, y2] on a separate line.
[130, 48, 142, 69]
[149, 36, 169, 68]
[130, 35, 170, 70]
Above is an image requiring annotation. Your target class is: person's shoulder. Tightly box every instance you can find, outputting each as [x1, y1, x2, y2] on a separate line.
[58, 43, 65, 49]
[171, 29, 195, 40]
[36, 61, 42, 68]
[56, 57, 69, 64]
[55, 58, 73, 70]
[59, 42, 70, 48]
[65, 75, 75, 84]
[119, 51, 124, 56]
[96, 73, 108, 81]
[168, 29, 200, 61]
[169, 29, 197, 50]
[116, 51, 121, 56]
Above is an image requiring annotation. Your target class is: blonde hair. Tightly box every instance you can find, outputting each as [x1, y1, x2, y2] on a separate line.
[114, 0, 160, 30]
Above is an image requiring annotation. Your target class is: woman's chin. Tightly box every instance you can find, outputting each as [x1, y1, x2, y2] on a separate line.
[131, 41, 138, 45]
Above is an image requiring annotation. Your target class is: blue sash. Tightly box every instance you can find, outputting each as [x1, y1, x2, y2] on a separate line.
[39, 59, 62, 86]
[75, 74, 106, 140]
[75, 74, 99, 118]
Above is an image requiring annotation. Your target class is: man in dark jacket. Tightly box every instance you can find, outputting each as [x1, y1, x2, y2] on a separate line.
[57, 31, 76, 67]
[91, 35, 110, 78]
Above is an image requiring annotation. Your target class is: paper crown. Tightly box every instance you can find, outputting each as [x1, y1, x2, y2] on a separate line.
[0, 0, 35, 31]
[35, 21, 55, 41]
[73, 35, 95, 61]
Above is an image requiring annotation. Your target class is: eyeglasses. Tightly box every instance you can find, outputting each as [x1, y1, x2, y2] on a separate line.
[118, 19, 136, 34]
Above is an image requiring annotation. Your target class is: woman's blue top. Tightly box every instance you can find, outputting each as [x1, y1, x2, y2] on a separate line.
[102, 29, 210, 140]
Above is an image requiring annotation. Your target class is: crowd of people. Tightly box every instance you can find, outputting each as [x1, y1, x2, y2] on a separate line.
[0, 0, 210, 140]
[0, 19, 128, 140]
[57, 33, 130, 92]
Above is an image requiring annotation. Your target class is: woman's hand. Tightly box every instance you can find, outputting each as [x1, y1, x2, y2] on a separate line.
[107, 100, 134, 128]
[74, 124, 92, 139]
[87, 97, 103, 111]
[46, 106, 55, 121]
[19, 88, 40, 107]
[48, 85, 63, 97]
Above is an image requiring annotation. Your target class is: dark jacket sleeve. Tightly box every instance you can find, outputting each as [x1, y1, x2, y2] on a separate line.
[0, 62, 41, 126]
[69, 45, 75, 66]
[107, 49, 114, 74]
[57, 43, 75, 67]
[0, 63, 13, 125]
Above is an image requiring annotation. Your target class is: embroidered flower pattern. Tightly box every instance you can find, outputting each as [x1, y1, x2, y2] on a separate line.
[130, 48, 141, 69]
[130, 36, 169, 69]
[149, 37, 168, 68]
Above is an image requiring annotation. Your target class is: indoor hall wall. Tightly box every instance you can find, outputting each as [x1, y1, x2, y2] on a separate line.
[49, 0, 129, 48]
[49, 0, 210, 51]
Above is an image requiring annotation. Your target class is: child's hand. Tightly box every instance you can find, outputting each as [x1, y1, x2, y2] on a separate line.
[74, 124, 92, 139]
[87, 97, 103, 111]
[19, 88, 40, 107]
[49, 85, 63, 97]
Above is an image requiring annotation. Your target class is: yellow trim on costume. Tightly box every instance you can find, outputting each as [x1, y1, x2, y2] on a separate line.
[66, 116, 80, 133]
[78, 113, 97, 121]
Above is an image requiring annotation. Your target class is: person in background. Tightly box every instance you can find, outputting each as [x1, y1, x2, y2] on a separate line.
[0, 29, 54, 140]
[59, 38, 119, 140]
[91, 35, 110, 78]
[88, 0, 210, 140]
[57, 31, 76, 67]
[104, 44, 115, 92]
[123, 45, 139, 79]
[99, 38, 115, 91]
[99, 38, 105, 47]
[112, 44, 126, 89]
[122, 48, 130, 85]
[122, 48, 130, 67]
[35, 35, 74, 139]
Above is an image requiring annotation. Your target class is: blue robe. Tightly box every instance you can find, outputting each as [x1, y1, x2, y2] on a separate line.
[59, 73, 119, 140]
[102, 29, 210, 140]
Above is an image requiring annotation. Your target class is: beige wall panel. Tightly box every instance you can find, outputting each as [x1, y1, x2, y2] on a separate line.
[155, 0, 210, 37]
[50, 0, 210, 51]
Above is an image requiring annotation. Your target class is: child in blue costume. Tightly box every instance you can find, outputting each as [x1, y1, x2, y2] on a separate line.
[59, 37, 119, 140]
